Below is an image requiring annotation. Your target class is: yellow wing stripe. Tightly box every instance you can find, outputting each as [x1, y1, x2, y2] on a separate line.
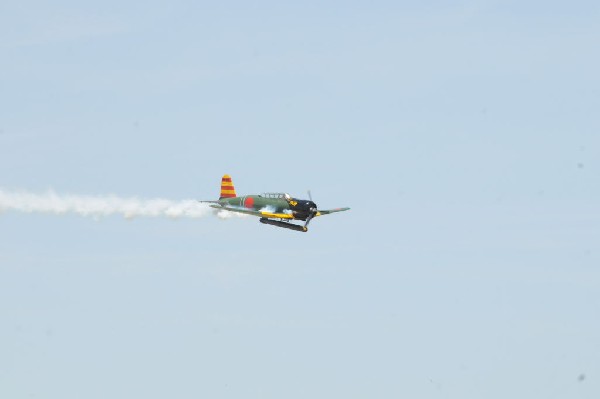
[260, 211, 294, 219]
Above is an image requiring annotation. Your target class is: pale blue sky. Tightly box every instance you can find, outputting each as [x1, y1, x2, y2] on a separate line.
[1, 1, 599, 398]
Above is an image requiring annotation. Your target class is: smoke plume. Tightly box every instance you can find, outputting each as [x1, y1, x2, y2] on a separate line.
[0, 189, 215, 219]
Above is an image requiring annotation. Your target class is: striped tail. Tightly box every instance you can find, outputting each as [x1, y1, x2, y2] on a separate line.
[219, 174, 237, 199]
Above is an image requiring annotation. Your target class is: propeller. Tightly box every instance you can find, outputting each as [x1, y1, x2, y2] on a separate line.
[304, 189, 318, 229]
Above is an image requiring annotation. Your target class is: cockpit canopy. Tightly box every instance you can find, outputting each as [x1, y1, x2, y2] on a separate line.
[260, 193, 291, 200]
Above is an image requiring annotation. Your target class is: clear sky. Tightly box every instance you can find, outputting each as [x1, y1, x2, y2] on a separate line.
[1, 1, 599, 398]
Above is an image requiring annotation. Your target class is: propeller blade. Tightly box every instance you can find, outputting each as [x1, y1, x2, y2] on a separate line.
[303, 207, 318, 229]
[304, 190, 317, 230]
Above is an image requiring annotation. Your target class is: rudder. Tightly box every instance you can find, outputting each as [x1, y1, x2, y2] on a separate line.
[219, 174, 237, 199]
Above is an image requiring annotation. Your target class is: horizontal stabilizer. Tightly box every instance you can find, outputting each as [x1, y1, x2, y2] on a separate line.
[198, 201, 221, 205]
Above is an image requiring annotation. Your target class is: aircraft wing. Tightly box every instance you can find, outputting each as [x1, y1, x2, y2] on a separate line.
[317, 207, 350, 216]
[209, 204, 294, 219]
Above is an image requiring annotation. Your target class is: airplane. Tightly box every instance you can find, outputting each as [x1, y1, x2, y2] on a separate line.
[200, 175, 350, 232]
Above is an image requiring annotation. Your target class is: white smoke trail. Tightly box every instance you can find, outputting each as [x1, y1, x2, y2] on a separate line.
[0, 189, 214, 220]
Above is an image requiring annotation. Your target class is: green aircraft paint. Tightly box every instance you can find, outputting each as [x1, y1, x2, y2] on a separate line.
[200, 175, 350, 232]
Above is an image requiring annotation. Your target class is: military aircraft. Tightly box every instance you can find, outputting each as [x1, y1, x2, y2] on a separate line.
[201, 175, 350, 232]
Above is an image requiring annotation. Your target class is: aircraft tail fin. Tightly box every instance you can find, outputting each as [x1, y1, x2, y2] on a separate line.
[219, 174, 237, 199]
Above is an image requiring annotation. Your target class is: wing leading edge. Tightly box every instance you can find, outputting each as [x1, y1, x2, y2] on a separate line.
[316, 207, 350, 216]
[210, 204, 350, 219]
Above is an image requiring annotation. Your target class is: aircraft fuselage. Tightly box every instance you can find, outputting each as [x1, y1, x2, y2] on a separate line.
[218, 194, 317, 221]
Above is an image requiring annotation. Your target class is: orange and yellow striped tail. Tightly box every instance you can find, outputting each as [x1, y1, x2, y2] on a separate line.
[219, 174, 237, 199]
